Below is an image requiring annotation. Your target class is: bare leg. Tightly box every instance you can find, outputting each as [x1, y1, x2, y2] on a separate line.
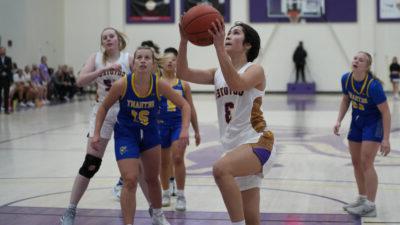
[171, 140, 186, 190]
[160, 147, 171, 190]
[138, 161, 151, 204]
[213, 144, 262, 222]
[118, 158, 140, 225]
[242, 188, 260, 225]
[361, 141, 380, 202]
[69, 137, 109, 205]
[348, 141, 366, 196]
[141, 145, 162, 209]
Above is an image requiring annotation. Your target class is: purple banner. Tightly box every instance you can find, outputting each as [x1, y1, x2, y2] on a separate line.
[126, 0, 175, 23]
[180, 0, 231, 22]
[249, 0, 357, 23]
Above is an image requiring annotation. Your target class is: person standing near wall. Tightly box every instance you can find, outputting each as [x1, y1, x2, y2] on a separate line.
[0, 46, 13, 114]
[389, 56, 400, 99]
[293, 41, 307, 83]
[334, 51, 391, 217]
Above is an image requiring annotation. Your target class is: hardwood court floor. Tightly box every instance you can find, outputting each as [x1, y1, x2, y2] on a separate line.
[0, 94, 399, 225]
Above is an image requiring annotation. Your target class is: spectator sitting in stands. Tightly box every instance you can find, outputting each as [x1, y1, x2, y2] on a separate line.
[10, 69, 27, 108]
[31, 64, 47, 106]
[23, 65, 37, 107]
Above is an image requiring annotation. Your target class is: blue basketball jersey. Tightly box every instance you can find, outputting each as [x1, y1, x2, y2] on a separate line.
[117, 73, 160, 129]
[341, 72, 386, 122]
[158, 78, 185, 122]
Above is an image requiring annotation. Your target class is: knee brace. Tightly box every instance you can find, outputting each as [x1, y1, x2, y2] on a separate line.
[79, 154, 102, 179]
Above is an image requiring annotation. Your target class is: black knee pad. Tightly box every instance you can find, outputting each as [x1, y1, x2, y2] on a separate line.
[79, 154, 102, 179]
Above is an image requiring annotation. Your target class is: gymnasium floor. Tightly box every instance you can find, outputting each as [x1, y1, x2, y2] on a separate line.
[0, 94, 399, 225]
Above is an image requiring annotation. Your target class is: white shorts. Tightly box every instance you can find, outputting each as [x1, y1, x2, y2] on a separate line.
[88, 103, 119, 139]
[235, 145, 277, 191]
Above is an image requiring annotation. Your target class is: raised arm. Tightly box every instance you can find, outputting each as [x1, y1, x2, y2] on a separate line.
[176, 24, 216, 85]
[333, 94, 351, 135]
[158, 79, 191, 146]
[77, 53, 121, 87]
[183, 81, 201, 146]
[377, 101, 391, 156]
[210, 19, 265, 92]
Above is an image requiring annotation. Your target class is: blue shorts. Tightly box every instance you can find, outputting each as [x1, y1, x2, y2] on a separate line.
[159, 121, 181, 149]
[347, 117, 383, 143]
[390, 73, 400, 83]
[114, 123, 160, 161]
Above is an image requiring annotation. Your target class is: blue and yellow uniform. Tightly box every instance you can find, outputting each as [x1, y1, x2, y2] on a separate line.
[114, 73, 161, 160]
[158, 79, 185, 148]
[341, 72, 387, 142]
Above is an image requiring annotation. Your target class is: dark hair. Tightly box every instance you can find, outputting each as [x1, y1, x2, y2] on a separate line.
[141, 40, 160, 55]
[164, 47, 178, 56]
[231, 22, 260, 62]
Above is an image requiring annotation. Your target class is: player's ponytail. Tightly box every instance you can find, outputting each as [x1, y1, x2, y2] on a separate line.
[360, 51, 383, 85]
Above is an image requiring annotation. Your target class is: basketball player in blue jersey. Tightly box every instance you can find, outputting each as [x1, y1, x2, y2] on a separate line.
[177, 20, 275, 225]
[60, 27, 136, 225]
[159, 47, 201, 211]
[113, 40, 163, 200]
[92, 46, 191, 225]
[334, 51, 391, 217]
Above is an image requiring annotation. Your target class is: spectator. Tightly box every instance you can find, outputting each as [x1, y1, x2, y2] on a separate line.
[293, 41, 307, 83]
[0, 46, 13, 114]
[389, 56, 400, 99]
[31, 64, 46, 106]
[39, 56, 50, 103]
[10, 69, 27, 108]
[23, 65, 37, 107]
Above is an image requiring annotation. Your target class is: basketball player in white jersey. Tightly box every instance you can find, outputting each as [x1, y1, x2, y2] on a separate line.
[60, 27, 134, 225]
[177, 20, 275, 225]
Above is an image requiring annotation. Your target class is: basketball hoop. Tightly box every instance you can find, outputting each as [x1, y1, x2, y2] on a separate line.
[286, 0, 301, 23]
[287, 9, 301, 23]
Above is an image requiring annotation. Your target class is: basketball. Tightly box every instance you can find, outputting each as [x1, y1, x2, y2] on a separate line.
[181, 4, 224, 46]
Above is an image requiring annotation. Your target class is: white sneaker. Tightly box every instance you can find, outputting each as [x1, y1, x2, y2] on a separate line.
[19, 102, 26, 107]
[112, 184, 122, 200]
[27, 101, 35, 107]
[175, 195, 186, 211]
[346, 202, 377, 217]
[162, 192, 171, 207]
[343, 196, 366, 211]
[152, 210, 170, 225]
[60, 208, 76, 225]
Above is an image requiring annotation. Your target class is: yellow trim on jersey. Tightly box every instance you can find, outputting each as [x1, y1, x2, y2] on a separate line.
[345, 73, 351, 92]
[121, 76, 128, 98]
[351, 73, 368, 95]
[366, 78, 374, 97]
[155, 74, 161, 101]
[132, 73, 154, 98]
[173, 78, 179, 86]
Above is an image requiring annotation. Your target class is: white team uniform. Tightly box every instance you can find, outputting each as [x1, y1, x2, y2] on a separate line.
[214, 62, 275, 191]
[88, 52, 131, 139]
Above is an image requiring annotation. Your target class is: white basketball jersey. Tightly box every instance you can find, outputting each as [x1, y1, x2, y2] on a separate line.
[94, 51, 131, 103]
[214, 62, 267, 150]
